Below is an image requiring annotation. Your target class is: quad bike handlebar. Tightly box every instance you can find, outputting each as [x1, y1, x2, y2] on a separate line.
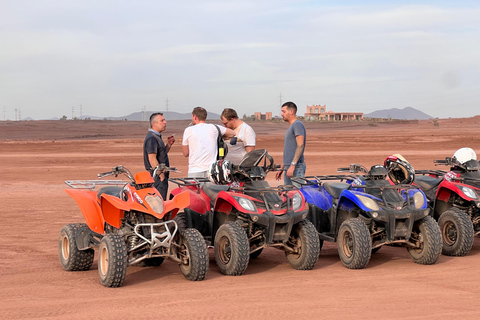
[337, 164, 368, 174]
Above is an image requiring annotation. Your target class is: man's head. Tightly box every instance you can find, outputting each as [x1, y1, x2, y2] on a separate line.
[281, 101, 297, 123]
[220, 108, 239, 129]
[150, 112, 166, 133]
[191, 107, 207, 124]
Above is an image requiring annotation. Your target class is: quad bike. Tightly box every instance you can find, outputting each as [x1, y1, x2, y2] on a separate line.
[293, 163, 442, 269]
[414, 150, 479, 256]
[169, 149, 320, 276]
[59, 165, 208, 287]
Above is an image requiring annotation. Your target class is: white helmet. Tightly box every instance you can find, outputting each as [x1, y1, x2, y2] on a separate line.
[453, 147, 477, 164]
[207, 159, 233, 185]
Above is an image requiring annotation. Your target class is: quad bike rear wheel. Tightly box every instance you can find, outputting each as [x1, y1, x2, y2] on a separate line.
[178, 228, 209, 281]
[407, 216, 442, 265]
[98, 234, 128, 287]
[337, 218, 372, 269]
[438, 208, 474, 256]
[285, 220, 320, 270]
[58, 223, 94, 271]
[214, 221, 250, 276]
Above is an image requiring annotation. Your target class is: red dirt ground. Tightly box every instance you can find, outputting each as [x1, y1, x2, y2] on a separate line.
[1, 117, 480, 319]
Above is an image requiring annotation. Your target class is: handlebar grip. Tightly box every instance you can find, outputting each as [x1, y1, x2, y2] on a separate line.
[337, 167, 351, 172]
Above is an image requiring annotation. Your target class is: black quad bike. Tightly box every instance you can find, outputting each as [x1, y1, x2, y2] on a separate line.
[169, 149, 320, 276]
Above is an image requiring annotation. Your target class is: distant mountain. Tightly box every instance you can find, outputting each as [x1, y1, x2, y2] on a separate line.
[365, 107, 432, 120]
[78, 111, 221, 121]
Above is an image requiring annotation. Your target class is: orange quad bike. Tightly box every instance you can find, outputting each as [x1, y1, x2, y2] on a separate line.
[59, 165, 208, 287]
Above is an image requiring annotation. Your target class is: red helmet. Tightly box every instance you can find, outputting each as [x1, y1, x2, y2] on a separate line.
[384, 154, 415, 185]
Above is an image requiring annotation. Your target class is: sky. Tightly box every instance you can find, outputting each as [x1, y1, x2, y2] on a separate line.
[2, 0, 480, 120]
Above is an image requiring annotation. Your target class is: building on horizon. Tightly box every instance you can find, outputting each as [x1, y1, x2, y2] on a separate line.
[254, 112, 272, 121]
[304, 104, 363, 121]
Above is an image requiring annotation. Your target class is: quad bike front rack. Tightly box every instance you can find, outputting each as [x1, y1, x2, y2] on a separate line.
[65, 180, 127, 191]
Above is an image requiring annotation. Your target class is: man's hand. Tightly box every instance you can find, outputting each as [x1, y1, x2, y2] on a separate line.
[286, 165, 295, 178]
[167, 135, 175, 146]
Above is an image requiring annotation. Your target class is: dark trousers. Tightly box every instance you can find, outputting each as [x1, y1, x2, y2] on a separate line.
[151, 172, 169, 200]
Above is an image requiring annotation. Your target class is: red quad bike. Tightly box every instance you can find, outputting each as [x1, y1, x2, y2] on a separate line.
[59, 165, 208, 287]
[415, 157, 479, 256]
[169, 149, 320, 276]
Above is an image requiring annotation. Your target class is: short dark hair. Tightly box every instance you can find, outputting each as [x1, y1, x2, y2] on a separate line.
[282, 101, 297, 114]
[150, 112, 163, 127]
[221, 108, 239, 121]
[192, 107, 207, 121]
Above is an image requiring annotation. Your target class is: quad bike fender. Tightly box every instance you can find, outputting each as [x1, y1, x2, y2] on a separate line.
[437, 182, 478, 203]
[171, 187, 210, 215]
[339, 190, 376, 213]
[65, 189, 105, 234]
[165, 190, 190, 218]
[100, 194, 131, 229]
[298, 186, 332, 210]
[214, 191, 259, 214]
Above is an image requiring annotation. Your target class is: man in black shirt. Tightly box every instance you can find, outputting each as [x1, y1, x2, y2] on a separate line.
[143, 112, 175, 200]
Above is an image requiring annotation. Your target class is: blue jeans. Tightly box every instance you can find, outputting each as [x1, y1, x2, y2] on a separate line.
[284, 162, 306, 187]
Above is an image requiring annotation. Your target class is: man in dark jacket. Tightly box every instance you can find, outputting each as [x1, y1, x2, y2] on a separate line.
[143, 112, 175, 200]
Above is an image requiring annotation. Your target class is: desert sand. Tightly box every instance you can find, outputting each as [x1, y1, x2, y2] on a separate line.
[1, 116, 480, 319]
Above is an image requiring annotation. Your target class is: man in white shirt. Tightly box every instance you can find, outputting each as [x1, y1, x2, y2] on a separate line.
[182, 107, 235, 177]
[220, 108, 256, 165]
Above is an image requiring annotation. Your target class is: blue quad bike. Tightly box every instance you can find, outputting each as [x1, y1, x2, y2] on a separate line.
[292, 164, 442, 269]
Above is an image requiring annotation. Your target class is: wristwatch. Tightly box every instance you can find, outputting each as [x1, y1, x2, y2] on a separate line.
[291, 161, 297, 165]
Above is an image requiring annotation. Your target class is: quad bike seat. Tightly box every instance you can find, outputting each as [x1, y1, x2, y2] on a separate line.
[202, 183, 230, 200]
[97, 186, 123, 200]
[323, 182, 350, 199]
[414, 175, 443, 191]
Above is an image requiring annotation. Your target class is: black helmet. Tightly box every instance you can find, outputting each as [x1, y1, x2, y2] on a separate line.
[207, 159, 233, 185]
[368, 165, 388, 180]
[384, 154, 415, 185]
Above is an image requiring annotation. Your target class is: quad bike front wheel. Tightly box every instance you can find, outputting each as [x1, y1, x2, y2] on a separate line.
[178, 228, 209, 281]
[285, 220, 320, 270]
[438, 208, 474, 256]
[214, 221, 250, 276]
[337, 218, 372, 269]
[407, 216, 442, 265]
[98, 234, 128, 287]
[58, 223, 94, 271]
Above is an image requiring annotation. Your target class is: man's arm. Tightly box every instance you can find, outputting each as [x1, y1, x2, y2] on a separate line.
[291, 135, 305, 164]
[245, 146, 255, 153]
[222, 128, 235, 140]
[182, 145, 189, 157]
[286, 135, 305, 178]
[148, 153, 158, 168]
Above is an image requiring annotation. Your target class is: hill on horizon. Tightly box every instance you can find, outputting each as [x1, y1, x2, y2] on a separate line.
[365, 107, 432, 120]
[45, 110, 222, 121]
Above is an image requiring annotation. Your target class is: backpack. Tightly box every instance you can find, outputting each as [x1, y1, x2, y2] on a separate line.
[213, 125, 228, 160]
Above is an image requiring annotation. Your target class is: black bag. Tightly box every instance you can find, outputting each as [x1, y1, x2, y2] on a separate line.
[214, 125, 228, 160]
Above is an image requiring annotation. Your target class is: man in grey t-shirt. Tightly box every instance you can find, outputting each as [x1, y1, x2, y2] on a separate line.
[275, 101, 306, 186]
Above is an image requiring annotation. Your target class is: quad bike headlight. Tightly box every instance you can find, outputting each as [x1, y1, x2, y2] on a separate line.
[292, 193, 303, 211]
[356, 195, 380, 211]
[459, 186, 479, 200]
[412, 191, 426, 209]
[145, 195, 164, 214]
[234, 197, 257, 212]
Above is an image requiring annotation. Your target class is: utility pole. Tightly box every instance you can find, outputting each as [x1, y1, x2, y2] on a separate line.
[72, 106, 75, 119]
[80, 104, 83, 120]
[14, 108, 17, 121]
